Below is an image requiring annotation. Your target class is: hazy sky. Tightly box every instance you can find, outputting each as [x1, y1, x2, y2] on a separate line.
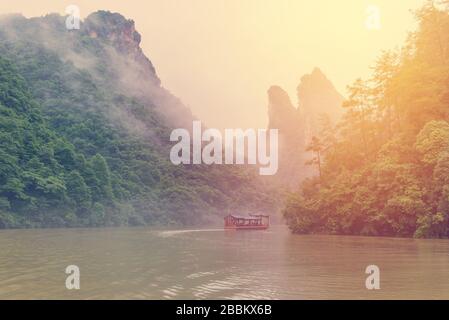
[0, 0, 425, 130]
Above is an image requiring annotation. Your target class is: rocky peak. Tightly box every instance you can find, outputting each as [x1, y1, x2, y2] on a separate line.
[297, 67, 344, 123]
[83, 11, 160, 87]
[84, 11, 141, 54]
[266, 86, 305, 188]
[266, 68, 344, 187]
[267, 86, 300, 131]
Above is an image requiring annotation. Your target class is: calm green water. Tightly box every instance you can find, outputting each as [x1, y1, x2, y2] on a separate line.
[0, 225, 448, 299]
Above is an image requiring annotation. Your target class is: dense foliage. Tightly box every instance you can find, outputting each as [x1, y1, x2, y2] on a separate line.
[284, 2, 449, 238]
[0, 12, 277, 228]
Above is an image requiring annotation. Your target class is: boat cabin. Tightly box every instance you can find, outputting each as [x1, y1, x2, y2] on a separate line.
[224, 214, 269, 230]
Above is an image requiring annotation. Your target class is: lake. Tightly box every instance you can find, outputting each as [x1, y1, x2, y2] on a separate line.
[0, 225, 448, 299]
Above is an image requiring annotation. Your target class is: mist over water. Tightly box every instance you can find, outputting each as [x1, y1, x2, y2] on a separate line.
[1, 225, 449, 299]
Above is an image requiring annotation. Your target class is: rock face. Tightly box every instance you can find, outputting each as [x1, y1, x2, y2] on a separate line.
[268, 86, 301, 133]
[297, 67, 344, 142]
[81, 11, 193, 129]
[267, 68, 343, 187]
[83, 11, 160, 87]
[267, 86, 304, 187]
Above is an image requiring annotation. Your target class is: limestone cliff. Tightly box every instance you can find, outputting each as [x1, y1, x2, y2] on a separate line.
[267, 68, 344, 187]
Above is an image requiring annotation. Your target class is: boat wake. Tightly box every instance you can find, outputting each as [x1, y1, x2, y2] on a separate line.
[158, 229, 223, 238]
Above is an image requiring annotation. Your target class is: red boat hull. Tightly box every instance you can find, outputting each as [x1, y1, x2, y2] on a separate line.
[224, 225, 269, 230]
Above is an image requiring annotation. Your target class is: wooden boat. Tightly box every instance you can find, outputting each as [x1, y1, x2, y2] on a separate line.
[224, 214, 269, 230]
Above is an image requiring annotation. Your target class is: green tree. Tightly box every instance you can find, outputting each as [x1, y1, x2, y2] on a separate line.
[65, 170, 91, 215]
[89, 154, 114, 201]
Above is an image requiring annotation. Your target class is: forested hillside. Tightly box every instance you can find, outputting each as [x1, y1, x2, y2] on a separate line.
[284, 3, 449, 238]
[0, 11, 277, 228]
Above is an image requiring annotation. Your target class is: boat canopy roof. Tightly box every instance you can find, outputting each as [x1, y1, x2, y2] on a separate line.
[250, 214, 269, 218]
[226, 214, 268, 220]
